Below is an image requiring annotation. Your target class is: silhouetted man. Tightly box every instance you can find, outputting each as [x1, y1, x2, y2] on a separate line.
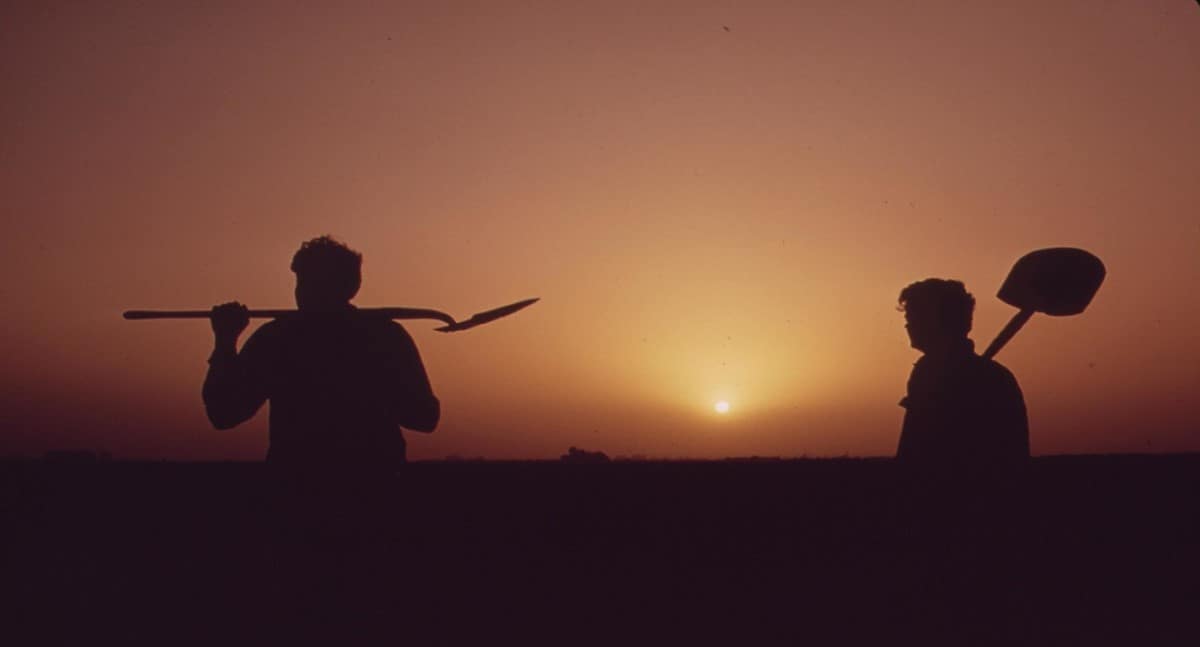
[203, 236, 440, 474]
[897, 279, 1029, 469]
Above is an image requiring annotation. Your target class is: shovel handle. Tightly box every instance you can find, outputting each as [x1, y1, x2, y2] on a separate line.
[123, 308, 458, 326]
[982, 309, 1035, 360]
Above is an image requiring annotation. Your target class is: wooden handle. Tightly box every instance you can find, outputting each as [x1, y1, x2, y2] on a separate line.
[124, 298, 538, 331]
[982, 309, 1035, 360]
[124, 310, 216, 319]
[123, 308, 458, 326]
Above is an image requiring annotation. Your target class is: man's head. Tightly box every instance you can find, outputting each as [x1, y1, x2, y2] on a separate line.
[291, 236, 362, 310]
[898, 278, 975, 353]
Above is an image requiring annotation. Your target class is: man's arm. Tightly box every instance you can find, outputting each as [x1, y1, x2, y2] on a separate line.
[379, 323, 440, 433]
[1001, 370, 1030, 460]
[896, 361, 934, 461]
[201, 302, 268, 430]
[984, 363, 1030, 462]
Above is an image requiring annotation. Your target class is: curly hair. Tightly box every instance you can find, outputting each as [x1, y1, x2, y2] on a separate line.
[898, 278, 975, 337]
[290, 236, 363, 303]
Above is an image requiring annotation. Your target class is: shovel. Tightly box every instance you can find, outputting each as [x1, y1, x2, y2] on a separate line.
[981, 248, 1105, 359]
[123, 298, 539, 333]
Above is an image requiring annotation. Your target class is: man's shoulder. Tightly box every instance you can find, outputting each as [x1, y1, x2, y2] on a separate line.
[244, 318, 284, 342]
[910, 351, 1018, 385]
[236, 318, 287, 357]
[255, 316, 298, 338]
[357, 312, 412, 335]
[966, 354, 1024, 399]
[971, 354, 1017, 380]
[347, 313, 416, 348]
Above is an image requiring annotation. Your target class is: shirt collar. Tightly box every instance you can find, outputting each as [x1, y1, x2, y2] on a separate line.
[921, 337, 976, 362]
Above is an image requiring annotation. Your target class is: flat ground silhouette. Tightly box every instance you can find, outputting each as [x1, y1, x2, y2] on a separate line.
[5, 455, 1198, 643]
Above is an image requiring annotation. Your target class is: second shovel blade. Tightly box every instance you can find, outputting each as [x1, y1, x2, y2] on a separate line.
[997, 247, 1105, 317]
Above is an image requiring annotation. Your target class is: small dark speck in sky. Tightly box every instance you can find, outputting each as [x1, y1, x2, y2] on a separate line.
[723, 26, 731, 32]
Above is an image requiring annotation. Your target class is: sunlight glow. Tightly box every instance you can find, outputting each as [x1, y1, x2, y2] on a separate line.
[714, 401, 731, 414]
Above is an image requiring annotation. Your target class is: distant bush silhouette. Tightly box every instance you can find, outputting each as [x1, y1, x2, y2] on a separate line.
[560, 447, 610, 463]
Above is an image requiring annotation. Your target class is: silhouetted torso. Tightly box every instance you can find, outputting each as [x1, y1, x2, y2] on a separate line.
[203, 307, 438, 473]
[898, 338, 1029, 468]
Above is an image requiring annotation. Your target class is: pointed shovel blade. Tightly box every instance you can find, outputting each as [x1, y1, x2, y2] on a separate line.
[435, 298, 540, 332]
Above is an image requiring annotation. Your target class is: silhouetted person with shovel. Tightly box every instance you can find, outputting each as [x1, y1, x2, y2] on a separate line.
[896, 279, 1029, 470]
[203, 236, 440, 475]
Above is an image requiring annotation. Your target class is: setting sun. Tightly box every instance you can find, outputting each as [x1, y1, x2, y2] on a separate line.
[714, 401, 731, 414]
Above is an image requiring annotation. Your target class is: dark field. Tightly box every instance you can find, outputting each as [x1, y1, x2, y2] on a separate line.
[5, 455, 1198, 644]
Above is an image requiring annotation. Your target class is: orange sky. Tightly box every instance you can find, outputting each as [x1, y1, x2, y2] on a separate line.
[3, 1, 1199, 460]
